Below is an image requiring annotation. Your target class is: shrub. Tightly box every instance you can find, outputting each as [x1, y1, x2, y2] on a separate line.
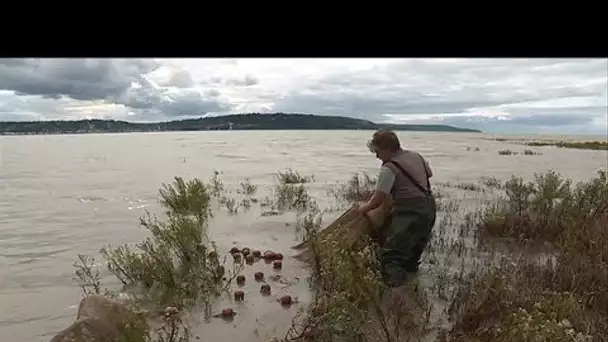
[443, 170, 608, 342]
[479, 170, 607, 246]
[88, 177, 231, 311]
[327, 172, 377, 203]
[272, 169, 316, 212]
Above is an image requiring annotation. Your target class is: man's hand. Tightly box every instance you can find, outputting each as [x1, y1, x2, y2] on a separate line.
[357, 190, 388, 215]
[357, 203, 370, 214]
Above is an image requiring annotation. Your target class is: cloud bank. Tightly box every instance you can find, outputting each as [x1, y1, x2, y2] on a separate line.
[0, 58, 606, 134]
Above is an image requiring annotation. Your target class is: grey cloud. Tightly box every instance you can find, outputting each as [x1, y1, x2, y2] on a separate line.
[116, 84, 231, 117]
[407, 112, 606, 134]
[0, 58, 232, 120]
[497, 106, 607, 119]
[165, 69, 195, 88]
[206, 89, 221, 97]
[272, 59, 607, 127]
[158, 91, 231, 116]
[0, 58, 158, 101]
[273, 92, 533, 119]
[208, 75, 259, 87]
[504, 114, 590, 127]
[1, 58, 606, 134]
[225, 74, 259, 86]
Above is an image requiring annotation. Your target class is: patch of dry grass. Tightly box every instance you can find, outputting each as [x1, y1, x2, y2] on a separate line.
[479, 170, 607, 246]
[284, 212, 432, 342]
[441, 170, 608, 342]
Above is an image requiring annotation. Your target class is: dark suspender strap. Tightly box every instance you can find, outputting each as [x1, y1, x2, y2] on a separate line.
[418, 154, 432, 192]
[386, 159, 432, 197]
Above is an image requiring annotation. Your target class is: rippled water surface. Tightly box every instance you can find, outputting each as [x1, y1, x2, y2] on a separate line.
[1, 130, 606, 341]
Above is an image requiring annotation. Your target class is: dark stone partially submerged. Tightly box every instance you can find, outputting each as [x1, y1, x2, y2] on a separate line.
[50, 295, 147, 342]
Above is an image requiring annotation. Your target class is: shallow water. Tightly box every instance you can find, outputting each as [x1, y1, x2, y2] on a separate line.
[0, 130, 606, 342]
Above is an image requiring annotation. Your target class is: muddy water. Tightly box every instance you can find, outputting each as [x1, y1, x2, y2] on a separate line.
[0, 130, 606, 342]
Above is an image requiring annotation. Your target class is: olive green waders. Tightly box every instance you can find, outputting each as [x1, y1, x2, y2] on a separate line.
[377, 196, 437, 288]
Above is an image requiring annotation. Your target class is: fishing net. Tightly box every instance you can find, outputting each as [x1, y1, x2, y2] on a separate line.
[292, 199, 393, 262]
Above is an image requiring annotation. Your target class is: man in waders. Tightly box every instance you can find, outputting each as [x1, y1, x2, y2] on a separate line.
[357, 129, 437, 289]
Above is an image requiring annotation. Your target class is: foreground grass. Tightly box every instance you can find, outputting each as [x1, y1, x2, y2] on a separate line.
[71, 166, 608, 342]
[284, 212, 432, 342]
[442, 170, 608, 342]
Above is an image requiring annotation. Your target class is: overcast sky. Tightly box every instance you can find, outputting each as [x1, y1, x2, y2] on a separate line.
[0, 58, 606, 134]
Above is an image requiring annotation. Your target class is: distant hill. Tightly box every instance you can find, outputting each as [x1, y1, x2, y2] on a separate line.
[0, 113, 481, 135]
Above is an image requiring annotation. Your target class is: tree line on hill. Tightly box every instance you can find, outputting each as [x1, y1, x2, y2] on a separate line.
[0, 113, 480, 135]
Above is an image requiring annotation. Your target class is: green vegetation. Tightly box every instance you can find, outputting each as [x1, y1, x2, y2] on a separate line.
[526, 140, 608, 151]
[98, 177, 231, 312]
[438, 181, 487, 193]
[327, 172, 378, 203]
[285, 212, 432, 342]
[71, 166, 608, 342]
[492, 137, 608, 151]
[498, 148, 543, 156]
[0, 113, 480, 135]
[73, 177, 226, 341]
[523, 149, 542, 155]
[480, 170, 607, 245]
[76, 177, 236, 309]
[498, 149, 515, 155]
[445, 170, 608, 342]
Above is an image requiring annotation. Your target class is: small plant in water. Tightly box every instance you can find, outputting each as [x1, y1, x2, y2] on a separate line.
[155, 307, 190, 342]
[73, 254, 104, 296]
[523, 149, 541, 156]
[208, 170, 225, 197]
[238, 178, 258, 196]
[98, 177, 228, 311]
[271, 169, 317, 212]
[327, 172, 377, 204]
[277, 169, 313, 184]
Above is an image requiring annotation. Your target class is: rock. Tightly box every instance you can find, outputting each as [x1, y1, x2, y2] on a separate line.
[263, 250, 276, 261]
[232, 253, 242, 262]
[279, 295, 293, 306]
[260, 284, 271, 295]
[220, 308, 236, 319]
[50, 295, 148, 342]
